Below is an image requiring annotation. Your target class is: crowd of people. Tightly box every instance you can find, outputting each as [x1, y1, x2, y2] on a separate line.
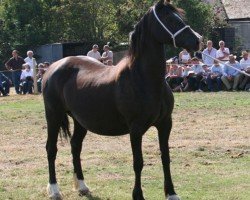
[166, 40, 250, 92]
[0, 44, 113, 97]
[0, 40, 249, 97]
[0, 50, 50, 96]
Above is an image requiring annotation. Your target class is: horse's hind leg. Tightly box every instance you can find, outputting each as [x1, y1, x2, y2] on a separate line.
[45, 109, 63, 200]
[71, 118, 89, 196]
[156, 117, 180, 200]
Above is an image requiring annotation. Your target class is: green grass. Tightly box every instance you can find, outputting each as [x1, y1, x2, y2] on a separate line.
[0, 92, 249, 200]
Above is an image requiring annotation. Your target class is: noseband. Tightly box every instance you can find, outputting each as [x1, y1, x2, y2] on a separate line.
[152, 5, 202, 48]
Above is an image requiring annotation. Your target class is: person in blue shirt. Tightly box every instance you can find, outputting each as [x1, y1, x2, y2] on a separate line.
[207, 60, 223, 91]
[0, 72, 11, 96]
[221, 54, 242, 91]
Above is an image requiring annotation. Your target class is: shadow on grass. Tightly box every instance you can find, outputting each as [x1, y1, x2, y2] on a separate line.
[83, 193, 102, 200]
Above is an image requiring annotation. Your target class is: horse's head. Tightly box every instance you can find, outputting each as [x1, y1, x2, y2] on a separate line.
[151, 0, 202, 51]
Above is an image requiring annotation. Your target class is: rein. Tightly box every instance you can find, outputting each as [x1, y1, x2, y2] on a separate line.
[152, 5, 202, 48]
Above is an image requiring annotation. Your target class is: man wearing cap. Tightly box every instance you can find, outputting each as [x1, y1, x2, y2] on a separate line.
[239, 51, 250, 90]
[87, 44, 101, 61]
[101, 45, 113, 65]
[221, 54, 241, 91]
[5, 50, 25, 94]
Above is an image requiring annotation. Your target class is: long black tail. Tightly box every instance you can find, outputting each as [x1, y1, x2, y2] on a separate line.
[60, 114, 71, 140]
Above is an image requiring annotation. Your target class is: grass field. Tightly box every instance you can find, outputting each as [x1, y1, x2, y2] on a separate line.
[0, 91, 249, 200]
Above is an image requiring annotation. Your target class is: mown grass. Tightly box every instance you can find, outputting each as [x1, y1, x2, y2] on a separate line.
[0, 92, 249, 200]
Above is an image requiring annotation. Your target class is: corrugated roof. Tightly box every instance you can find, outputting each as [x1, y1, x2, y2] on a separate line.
[221, 0, 250, 19]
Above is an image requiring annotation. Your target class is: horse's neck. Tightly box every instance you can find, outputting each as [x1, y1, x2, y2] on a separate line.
[131, 42, 166, 87]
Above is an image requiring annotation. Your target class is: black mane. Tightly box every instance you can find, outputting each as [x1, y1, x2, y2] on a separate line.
[128, 9, 151, 66]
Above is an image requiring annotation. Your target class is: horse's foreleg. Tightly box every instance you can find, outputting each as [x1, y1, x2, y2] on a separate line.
[156, 117, 180, 200]
[130, 126, 145, 200]
[71, 119, 89, 196]
[46, 119, 62, 200]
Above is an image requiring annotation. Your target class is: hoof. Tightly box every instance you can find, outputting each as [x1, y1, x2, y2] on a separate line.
[78, 188, 90, 196]
[167, 194, 181, 200]
[73, 174, 90, 196]
[47, 183, 63, 200]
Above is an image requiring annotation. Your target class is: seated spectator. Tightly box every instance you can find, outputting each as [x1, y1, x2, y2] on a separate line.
[20, 63, 34, 94]
[43, 62, 50, 69]
[101, 45, 113, 65]
[207, 60, 223, 91]
[216, 40, 230, 62]
[87, 44, 101, 61]
[189, 57, 205, 92]
[179, 49, 191, 64]
[202, 40, 217, 67]
[221, 54, 241, 91]
[37, 63, 46, 93]
[167, 57, 183, 89]
[0, 72, 11, 96]
[239, 51, 250, 90]
[107, 60, 113, 66]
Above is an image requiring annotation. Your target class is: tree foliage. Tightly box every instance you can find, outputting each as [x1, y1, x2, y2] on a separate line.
[0, 0, 224, 68]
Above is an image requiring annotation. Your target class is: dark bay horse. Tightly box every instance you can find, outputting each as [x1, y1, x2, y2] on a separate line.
[43, 0, 201, 199]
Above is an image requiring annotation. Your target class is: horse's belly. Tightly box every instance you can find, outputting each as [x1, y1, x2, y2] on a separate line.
[73, 112, 129, 136]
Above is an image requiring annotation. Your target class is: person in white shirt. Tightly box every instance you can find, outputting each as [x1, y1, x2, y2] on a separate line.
[20, 63, 33, 94]
[216, 40, 230, 61]
[179, 49, 191, 64]
[24, 50, 37, 70]
[101, 45, 113, 65]
[239, 51, 250, 90]
[87, 44, 101, 61]
[202, 40, 217, 67]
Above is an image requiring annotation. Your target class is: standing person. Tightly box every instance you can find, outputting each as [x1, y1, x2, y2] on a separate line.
[5, 50, 25, 94]
[87, 44, 101, 61]
[24, 50, 37, 70]
[221, 54, 241, 91]
[37, 63, 46, 93]
[202, 40, 217, 67]
[207, 60, 223, 91]
[101, 45, 113, 65]
[216, 40, 230, 61]
[179, 49, 191, 64]
[239, 51, 250, 90]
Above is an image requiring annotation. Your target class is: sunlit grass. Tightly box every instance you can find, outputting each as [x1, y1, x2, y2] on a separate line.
[0, 92, 249, 199]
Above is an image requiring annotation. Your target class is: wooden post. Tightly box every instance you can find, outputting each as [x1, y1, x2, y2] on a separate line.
[33, 58, 38, 94]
